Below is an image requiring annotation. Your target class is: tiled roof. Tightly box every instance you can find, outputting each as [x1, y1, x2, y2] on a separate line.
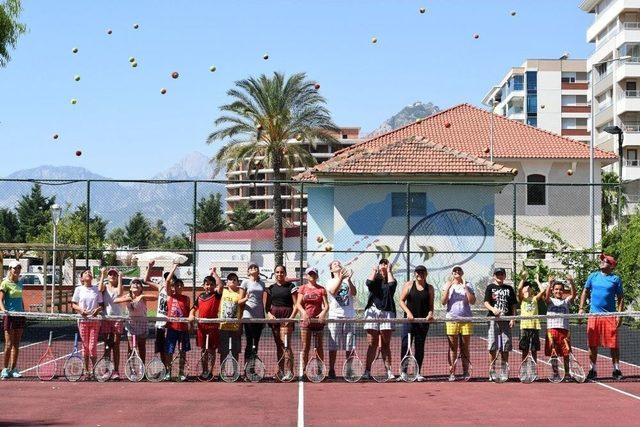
[294, 136, 518, 182]
[196, 227, 300, 241]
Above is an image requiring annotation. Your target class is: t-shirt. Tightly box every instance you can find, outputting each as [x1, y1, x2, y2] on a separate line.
[547, 297, 570, 330]
[484, 283, 517, 317]
[102, 286, 123, 316]
[327, 280, 355, 319]
[298, 284, 326, 318]
[166, 293, 190, 332]
[193, 291, 222, 330]
[72, 285, 103, 314]
[0, 278, 23, 312]
[365, 277, 397, 313]
[219, 287, 242, 332]
[127, 298, 147, 318]
[240, 279, 266, 319]
[155, 284, 168, 329]
[445, 282, 474, 319]
[585, 271, 623, 313]
[519, 296, 540, 330]
[267, 282, 297, 308]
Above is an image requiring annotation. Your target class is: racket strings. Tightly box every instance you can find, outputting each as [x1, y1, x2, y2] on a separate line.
[220, 357, 240, 383]
[305, 356, 326, 383]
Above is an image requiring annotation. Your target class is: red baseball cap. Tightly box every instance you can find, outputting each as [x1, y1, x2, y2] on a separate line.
[600, 253, 617, 268]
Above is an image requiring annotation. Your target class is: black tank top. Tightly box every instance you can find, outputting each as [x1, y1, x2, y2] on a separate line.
[405, 281, 430, 318]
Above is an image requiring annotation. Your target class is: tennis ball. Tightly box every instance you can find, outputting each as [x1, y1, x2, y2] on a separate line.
[419, 7, 426, 14]
[72, 47, 78, 54]
[371, 37, 378, 44]
[52, 133, 59, 140]
[314, 83, 320, 90]
[473, 34, 479, 39]
[263, 53, 269, 60]
[70, 98, 78, 105]
[567, 169, 574, 176]
[296, 134, 303, 141]
[133, 23, 139, 29]
[160, 88, 167, 94]
[257, 124, 263, 130]
[129, 57, 135, 63]
[75, 150, 82, 157]
[316, 236, 324, 243]
[209, 65, 216, 72]
[74, 75, 80, 81]
[171, 71, 179, 79]
[484, 147, 490, 154]
[324, 244, 333, 252]
[540, 105, 545, 109]
[131, 62, 138, 68]
[107, 29, 112, 35]
[444, 122, 451, 128]
[510, 11, 517, 16]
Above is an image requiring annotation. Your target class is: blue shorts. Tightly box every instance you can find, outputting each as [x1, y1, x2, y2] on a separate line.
[165, 329, 191, 354]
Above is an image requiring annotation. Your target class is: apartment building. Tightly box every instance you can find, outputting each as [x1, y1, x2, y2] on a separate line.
[482, 59, 590, 143]
[225, 127, 361, 225]
[580, 0, 640, 183]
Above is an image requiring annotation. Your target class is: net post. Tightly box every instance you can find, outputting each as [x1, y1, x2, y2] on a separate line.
[86, 180, 91, 268]
[512, 182, 517, 276]
[406, 182, 411, 282]
[192, 180, 198, 303]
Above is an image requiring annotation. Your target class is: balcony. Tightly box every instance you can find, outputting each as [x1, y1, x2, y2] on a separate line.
[594, 103, 614, 127]
[594, 71, 613, 96]
[618, 95, 640, 114]
[561, 128, 590, 137]
[561, 105, 591, 113]
[561, 82, 589, 90]
[615, 59, 640, 82]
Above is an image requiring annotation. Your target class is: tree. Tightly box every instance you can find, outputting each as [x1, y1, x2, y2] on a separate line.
[0, 0, 27, 67]
[188, 193, 227, 234]
[16, 183, 56, 242]
[149, 219, 167, 248]
[228, 202, 269, 231]
[601, 214, 640, 310]
[0, 208, 19, 242]
[125, 212, 151, 249]
[106, 227, 126, 247]
[602, 171, 627, 229]
[207, 72, 339, 264]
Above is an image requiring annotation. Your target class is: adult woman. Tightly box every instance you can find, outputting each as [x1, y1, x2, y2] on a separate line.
[0, 261, 25, 379]
[295, 267, 329, 372]
[71, 270, 103, 377]
[115, 278, 156, 364]
[363, 258, 397, 381]
[398, 265, 434, 382]
[441, 265, 476, 381]
[240, 264, 267, 363]
[326, 260, 356, 379]
[98, 268, 124, 380]
[266, 265, 297, 380]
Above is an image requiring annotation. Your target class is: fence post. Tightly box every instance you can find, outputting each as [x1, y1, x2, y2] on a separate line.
[192, 181, 197, 302]
[512, 182, 517, 276]
[299, 183, 305, 284]
[86, 180, 91, 269]
[406, 182, 411, 282]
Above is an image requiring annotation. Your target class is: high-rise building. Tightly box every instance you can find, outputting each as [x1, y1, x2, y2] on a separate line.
[225, 127, 362, 225]
[580, 0, 640, 182]
[482, 59, 590, 143]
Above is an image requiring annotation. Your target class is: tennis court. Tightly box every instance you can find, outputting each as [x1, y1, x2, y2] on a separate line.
[1, 313, 640, 426]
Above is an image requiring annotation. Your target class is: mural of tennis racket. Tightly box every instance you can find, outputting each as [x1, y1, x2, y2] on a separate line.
[392, 208, 488, 273]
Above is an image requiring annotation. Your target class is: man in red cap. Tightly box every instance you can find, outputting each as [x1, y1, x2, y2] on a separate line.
[579, 253, 624, 380]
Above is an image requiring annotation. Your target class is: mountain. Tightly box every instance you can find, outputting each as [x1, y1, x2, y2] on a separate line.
[367, 101, 440, 137]
[1, 152, 226, 234]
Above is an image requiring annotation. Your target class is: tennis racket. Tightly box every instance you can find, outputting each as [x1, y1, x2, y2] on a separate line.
[400, 332, 419, 382]
[169, 340, 190, 382]
[489, 328, 509, 383]
[125, 335, 145, 382]
[37, 331, 57, 381]
[342, 347, 364, 383]
[220, 336, 240, 383]
[195, 334, 215, 382]
[371, 338, 389, 383]
[519, 337, 537, 383]
[145, 352, 166, 382]
[94, 342, 115, 382]
[563, 338, 585, 383]
[244, 344, 266, 382]
[63, 333, 84, 382]
[546, 332, 565, 383]
[305, 331, 326, 383]
[276, 335, 295, 382]
[452, 334, 473, 381]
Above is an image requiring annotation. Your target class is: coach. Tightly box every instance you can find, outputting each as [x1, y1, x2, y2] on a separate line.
[578, 253, 624, 381]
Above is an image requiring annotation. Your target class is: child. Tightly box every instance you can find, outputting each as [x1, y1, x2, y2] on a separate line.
[296, 267, 329, 374]
[240, 264, 267, 363]
[517, 272, 545, 363]
[115, 278, 156, 364]
[189, 267, 223, 380]
[165, 278, 191, 381]
[219, 273, 247, 364]
[545, 275, 576, 381]
[98, 267, 124, 380]
[0, 260, 25, 379]
[71, 270, 103, 377]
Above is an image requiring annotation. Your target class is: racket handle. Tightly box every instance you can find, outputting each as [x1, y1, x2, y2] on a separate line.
[284, 334, 288, 349]
[205, 333, 209, 350]
[73, 332, 78, 348]
[132, 334, 137, 348]
[48, 331, 53, 346]
[228, 337, 232, 351]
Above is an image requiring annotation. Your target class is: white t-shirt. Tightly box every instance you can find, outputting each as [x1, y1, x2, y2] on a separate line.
[327, 280, 355, 319]
[155, 285, 168, 329]
[103, 286, 122, 316]
[547, 297, 570, 330]
[72, 285, 103, 313]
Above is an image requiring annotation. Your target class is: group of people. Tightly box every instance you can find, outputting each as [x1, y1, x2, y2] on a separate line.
[0, 252, 626, 382]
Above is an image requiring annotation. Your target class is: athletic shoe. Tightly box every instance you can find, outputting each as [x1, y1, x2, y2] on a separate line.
[111, 372, 120, 381]
[361, 371, 372, 381]
[1, 368, 10, 380]
[448, 373, 456, 382]
[396, 372, 408, 382]
[327, 369, 336, 380]
[386, 370, 395, 381]
[179, 375, 187, 382]
[416, 374, 426, 382]
[612, 369, 623, 380]
[586, 369, 597, 380]
[281, 372, 294, 382]
[463, 372, 471, 381]
[10, 369, 22, 378]
[163, 373, 171, 381]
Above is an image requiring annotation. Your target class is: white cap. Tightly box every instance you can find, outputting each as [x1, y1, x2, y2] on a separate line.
[8, 260, 21, 269]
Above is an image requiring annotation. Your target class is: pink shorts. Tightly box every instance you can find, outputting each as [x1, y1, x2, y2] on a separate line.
[78, 320, 100, 357]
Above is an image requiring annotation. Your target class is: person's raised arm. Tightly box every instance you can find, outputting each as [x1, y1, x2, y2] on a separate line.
[98, 267, 107, 292]
[347, 277, 356, 297]
[566, 275, 576, 302]
[165, 262, 178, 295]
[517, 278, 525, 302]
[545, 277, 553, 303]
[441, 278, 452, 306]
[465, 283, 476, 304]
[116, 270, 124, 297]
[326, 272, 343, 295]
[387, 264, 396, 283]
[398, 282, 414, 320]
[211, 267, 223, 292]
[113, 294, 132, 304]
[143, 261, 158, 289]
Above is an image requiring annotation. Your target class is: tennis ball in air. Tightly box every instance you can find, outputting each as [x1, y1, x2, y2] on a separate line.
[263, 53, 269, 60]
[107, 29, 113, 35]
[52, 133, 59, 140]
[72, 47, 78, 54]
[75, 150, 82, 157]
[160, 88, 167, 94]
[371, 37, 378, 44]
[131, 62, 138, 68]
[133, 23, 140, 29]
[473, 34, 480, 39]
[314, 83, 320, 90]
[129, 57, 135, 63]
[74, 75, 80, 81]
[419, 7, 426, 14]
[324, 244, 333, 252]
[567, 169, 574, 176]
[70, 98, 78, 105]
[510, 11, 517, 16]
[444, 122, 451, 128]
[171, 71, 179, 79]
[210, 65, 217, 72]
[316, 236, 324, 243]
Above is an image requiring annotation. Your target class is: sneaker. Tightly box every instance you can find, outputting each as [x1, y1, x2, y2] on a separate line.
[612, 369, 623, 380]
[416, 374, 426, 382]
[586, 369, 597, 380]
[111, 372, 120, 381]
[396, 372, 408, 382]
[448, 373, 456, 382]
[163, 373, 171, 381]
[463, 372, 471, 382]
[386, 370, 395, 381]
[327, 369, 336, 380]
[361, 371, 372, 381]
[1, 368, 10, 380]
[179, 375, 187, 382]
[10, 369, 22, 379]
[282, 372, 294, 382]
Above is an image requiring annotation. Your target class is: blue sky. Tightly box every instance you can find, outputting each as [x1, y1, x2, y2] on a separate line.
[1, 0, 593, 178]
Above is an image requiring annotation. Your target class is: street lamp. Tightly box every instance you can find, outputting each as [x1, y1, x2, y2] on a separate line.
[603, 125, 624, 226]
[589, 55, 631, 249]
[50, 204, 62, 313]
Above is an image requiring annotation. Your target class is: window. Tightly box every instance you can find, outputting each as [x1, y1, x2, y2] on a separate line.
[527, 117, 537, 127]
[527, 174, 546, 206]
[342, 134, 348, 139]
[526, 71, 537, 92]
[391, 192, 426, 217]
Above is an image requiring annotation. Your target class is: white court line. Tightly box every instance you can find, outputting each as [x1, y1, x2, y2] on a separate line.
[19, 341, 105, 375]
[297, 350, 304, 427]
[0, 333, 68, 355]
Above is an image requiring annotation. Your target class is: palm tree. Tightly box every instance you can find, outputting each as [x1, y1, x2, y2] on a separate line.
[207, 72, 339, 265]
[601, 171, 628, 229]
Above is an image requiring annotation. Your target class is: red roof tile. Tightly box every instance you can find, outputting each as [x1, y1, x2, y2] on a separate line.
[196, 227, 300, 241]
